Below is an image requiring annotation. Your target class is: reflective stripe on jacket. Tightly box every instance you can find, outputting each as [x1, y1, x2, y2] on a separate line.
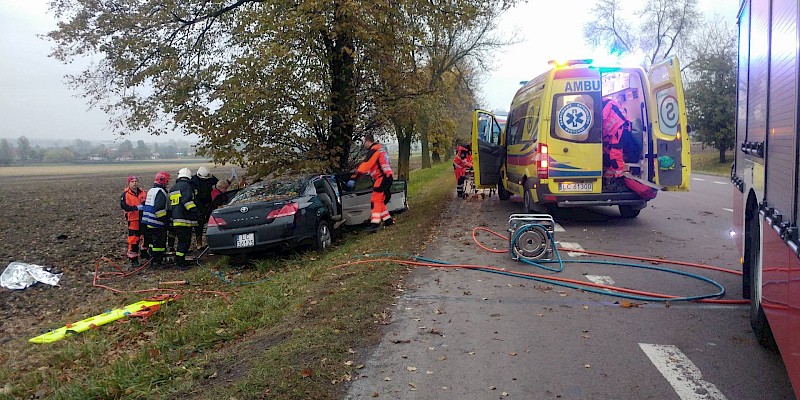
[169, 178, 199, 227]
[352, 142, 394, 189]
[120, 187, 146, 222]
[142, 186, 169, 228]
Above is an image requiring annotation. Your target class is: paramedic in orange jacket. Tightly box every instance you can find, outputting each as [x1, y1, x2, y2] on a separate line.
[453, 144, 473, 197]
[601, 98, 631, 183]
[347, 133, 395, 233]
[119, 175, 147, 267]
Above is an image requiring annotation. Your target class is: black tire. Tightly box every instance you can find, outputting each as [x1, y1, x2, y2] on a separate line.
[498, 182, 511, 200]
[746, 211, 777, 349]
[523, 184, 535, 212]
[314, 220, 333, 252]
[618, 205, 641, 218]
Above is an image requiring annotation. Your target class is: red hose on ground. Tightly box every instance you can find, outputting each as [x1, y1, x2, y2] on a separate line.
[93, 256, 229, 299]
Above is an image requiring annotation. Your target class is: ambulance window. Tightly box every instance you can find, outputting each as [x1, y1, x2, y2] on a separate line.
[506, 102, 529, 145]
[550, 93, 601, 143]
[478, 116, 501, 145]
[524, 100, 541, 142]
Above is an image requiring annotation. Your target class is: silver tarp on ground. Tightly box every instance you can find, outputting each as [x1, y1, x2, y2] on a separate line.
[0, 262, 61, 290]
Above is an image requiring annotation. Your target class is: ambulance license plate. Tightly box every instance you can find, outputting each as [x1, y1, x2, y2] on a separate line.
[236, 233, 255, 248]
[558, 182, 593, 192]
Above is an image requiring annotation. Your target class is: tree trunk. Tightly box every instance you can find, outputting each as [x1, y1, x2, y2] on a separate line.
[718, 145, 726, 164]
[421, 130, 431, 169]
[326, 2, 356, 173]
[395, 121, 413, 181]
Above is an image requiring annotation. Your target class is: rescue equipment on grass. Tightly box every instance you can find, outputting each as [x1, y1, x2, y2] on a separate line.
[29, 294, 177, 344]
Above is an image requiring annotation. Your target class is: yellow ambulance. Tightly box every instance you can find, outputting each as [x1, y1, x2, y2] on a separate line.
[472, 57, 690, 217]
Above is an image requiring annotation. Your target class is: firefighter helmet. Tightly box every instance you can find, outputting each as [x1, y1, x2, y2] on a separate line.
[154, 171, 170, 185]
[197, 166, 211, 179]
[178, 168, 192, 180]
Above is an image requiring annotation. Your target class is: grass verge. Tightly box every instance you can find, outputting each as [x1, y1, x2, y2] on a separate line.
[691, 146, 733, 177]
[1, 162, 454, 400]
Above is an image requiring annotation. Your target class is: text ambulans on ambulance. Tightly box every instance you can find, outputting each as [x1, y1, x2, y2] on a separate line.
[471, 57, 691, 217]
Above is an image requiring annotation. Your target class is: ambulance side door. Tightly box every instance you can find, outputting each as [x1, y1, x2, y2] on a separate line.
[647, 56, 691, 190]
[471, 110, 504, 188]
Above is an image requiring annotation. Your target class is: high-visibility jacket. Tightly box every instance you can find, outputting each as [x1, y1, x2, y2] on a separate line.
[453, 145, 473, 180]
[602, 99, 631, 150]
[352, 142, 394, 190]
[120, 187, 146, 223]
[142, 185, 170, 228]
[169, 178, 199, 227]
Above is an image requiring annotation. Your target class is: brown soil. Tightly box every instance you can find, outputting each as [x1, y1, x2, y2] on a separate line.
[0, 166, 230, 345]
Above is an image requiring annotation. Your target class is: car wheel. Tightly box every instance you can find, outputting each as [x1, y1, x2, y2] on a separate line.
[523, 184, 535, 212]
[498, 182, 511, 200]
[315, 220, 333, 252]
[618, 205, 641, 218]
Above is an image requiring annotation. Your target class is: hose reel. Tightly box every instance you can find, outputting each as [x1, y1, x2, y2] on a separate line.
[508, 214, 556, 261]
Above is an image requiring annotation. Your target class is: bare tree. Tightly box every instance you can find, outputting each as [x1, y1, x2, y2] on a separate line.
[583, 0, 700, 67]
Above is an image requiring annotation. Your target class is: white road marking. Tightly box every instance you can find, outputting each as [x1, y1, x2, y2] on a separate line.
[639, 343, 728, 400]
[585, 275, 615, 286]
[713, 181, 728, 185]
[692, 178, 706, 181]
[723, 208, 733, 212]
[554, 223, 565, 232]
[557, 242, 586, 257]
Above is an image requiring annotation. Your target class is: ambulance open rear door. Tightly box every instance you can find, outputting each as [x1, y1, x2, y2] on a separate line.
[647, 56, 691, 190]
[471, 109, 504, 189]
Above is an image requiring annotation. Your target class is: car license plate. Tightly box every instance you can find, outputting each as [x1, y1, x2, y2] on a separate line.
[558, 182, 593, 192]
[236, 233, 255, 248]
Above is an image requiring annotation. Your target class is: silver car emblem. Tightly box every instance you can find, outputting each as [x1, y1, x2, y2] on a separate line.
[239, 206, 249, 213]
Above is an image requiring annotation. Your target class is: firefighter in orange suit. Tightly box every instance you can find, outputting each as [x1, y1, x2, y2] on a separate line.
[601, 98, 631, 184]
[119, 175, 147, 267]
[453, 144, 473, 198]
[347, 133, 395, 233]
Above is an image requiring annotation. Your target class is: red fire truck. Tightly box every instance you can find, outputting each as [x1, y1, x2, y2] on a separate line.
[733, 0, 800, 394]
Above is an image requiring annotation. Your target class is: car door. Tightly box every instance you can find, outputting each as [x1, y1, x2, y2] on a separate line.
[647, 56, 691, 190]
[471, 109, 504, 188]
[338, 175, 409, 225]
[339, 175, 374, 225]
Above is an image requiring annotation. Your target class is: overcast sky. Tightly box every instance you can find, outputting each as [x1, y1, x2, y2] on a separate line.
[0, 0, 738, 142]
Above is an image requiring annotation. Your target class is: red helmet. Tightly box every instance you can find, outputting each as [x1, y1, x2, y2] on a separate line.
[154, 171, 171, 186]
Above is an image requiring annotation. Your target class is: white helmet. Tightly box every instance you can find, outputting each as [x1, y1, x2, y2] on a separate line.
[197, 166, 211, 179]
[178, 167, 192, 180]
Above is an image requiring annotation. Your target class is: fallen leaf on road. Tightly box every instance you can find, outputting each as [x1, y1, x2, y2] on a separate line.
[536, 313, 545, 317]
[619, 301, 642, 308]
[345, 361, 354, 366]
[301, 369, 313, 378]
[489, 386, 496, 390]
[407, 366, 417, 372]
[392, 339, 411, 344]
[438, 355, 447, 361]
[502, 392, 509, 396]
[508, 352, 517, 356]
[584, 364, 591, 368]
[384, 377, 392, 381]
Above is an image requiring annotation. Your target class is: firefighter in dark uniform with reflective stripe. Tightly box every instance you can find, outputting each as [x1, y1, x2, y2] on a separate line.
[347, 133, 395, 233]
[120, 175, 147, 267]
[142, 171, 171, 268]
[169, 168, 199, 270]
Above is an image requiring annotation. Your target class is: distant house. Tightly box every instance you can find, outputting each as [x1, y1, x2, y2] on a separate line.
[117, 152, 133, 161]
[88, 155, 105, 161]
[150, 153, 161, 160]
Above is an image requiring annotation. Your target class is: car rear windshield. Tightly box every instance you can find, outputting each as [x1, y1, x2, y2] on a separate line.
[228, 177, 308, 206]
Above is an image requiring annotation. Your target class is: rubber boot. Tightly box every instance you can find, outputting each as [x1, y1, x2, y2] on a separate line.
[176, 255, 189, 271]
[383, 218, 394, 227]
[129, 257, 140, 269]
[367, 223, 381, 234]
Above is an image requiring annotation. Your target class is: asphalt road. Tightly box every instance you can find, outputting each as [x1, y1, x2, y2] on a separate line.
[345, 174, 795, 400]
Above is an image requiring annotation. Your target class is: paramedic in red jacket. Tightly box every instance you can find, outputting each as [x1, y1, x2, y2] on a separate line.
[119, 175, 147, 267]
[601, 98, 631, 183]
[347, 133, 395, 233]
[453, 144, 473, 198]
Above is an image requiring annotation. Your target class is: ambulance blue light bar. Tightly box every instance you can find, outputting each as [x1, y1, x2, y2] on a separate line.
[547, 59, 594, 67]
